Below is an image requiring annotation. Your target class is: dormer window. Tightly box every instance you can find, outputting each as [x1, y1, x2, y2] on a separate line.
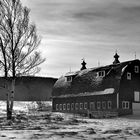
[134, 66, 139, 73]
[97, 71, 105, 77]
[66, 76, 72, 82]
[127, 72, 131, 80]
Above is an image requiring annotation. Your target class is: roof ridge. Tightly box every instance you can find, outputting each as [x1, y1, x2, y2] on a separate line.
[64, 59, 140, 77]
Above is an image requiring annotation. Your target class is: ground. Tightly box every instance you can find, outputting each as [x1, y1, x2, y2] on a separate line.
[0, 101, 140, 140]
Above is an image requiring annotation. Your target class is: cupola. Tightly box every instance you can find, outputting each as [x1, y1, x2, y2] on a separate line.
[113, 52, 120, 64]
[81, 59, 87, 70]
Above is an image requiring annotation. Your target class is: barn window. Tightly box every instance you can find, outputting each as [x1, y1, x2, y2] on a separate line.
[134, 66, 139, 73]
[122, 101, 129, 109]
[127, 72, 131, 80]
[75, 103, 79, 110]
[56, 104, 59, 111]
[97, 102, 101, 109]
[59, 104, 62, 110]
[134, 91, 140, 102]
[84, 102, 87, 110]
[63, 104, 66, 110]
[67, 103, 70, 110]
[126, 102, 129, 108]
[71, 103, 74, 110]
[107, 101, 112, 109]
[66, 76, 72, 82]
[97, 71, 105, 77]
[90, 102, 95, 110]
[102, 101, 106, 109]
[80, 103, 83, 110]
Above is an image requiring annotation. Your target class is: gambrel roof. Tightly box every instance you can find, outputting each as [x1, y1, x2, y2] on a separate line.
[52, 59, 140, 98]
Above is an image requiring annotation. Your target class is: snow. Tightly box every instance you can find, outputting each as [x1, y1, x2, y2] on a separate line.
[121, 65, 128, 74]
[55, 88, 115, 98]
[104, 88, 114, 94]
[0, 101, 140, 139]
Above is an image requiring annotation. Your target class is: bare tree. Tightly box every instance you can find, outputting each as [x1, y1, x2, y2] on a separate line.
[0, 0, 45, 119]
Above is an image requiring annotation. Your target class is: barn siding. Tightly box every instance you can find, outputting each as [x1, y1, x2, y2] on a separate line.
[53, 93, 117, 115]
[118, 61, 140, 115]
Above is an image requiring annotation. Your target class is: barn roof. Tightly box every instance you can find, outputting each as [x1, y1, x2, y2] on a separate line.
[52, 59, 140, 98]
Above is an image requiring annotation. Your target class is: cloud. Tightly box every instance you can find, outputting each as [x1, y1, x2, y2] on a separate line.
[22, 0, 140, 38]
[21, 0, 140, 77]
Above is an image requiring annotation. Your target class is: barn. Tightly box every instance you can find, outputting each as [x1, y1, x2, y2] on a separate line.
[52, 53, 140, 117]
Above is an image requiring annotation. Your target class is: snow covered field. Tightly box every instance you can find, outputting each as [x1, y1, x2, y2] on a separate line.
[0, 101, 140, 140]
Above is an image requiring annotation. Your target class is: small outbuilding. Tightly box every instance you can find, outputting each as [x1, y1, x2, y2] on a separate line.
[52, 53, 140, 117]
[0, 76, 57, 101]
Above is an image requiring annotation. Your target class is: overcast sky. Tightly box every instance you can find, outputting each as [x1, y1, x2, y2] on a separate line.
[21, 0, 140, 78]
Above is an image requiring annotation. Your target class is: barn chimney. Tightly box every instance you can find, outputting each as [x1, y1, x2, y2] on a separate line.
[113, 52, 120, 64]
[81, 59, 87, 70]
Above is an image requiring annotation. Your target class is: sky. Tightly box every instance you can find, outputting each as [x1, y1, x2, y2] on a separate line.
[21, 0, 140, 78]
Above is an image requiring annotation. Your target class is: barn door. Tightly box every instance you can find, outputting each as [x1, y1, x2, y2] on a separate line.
[133, 103, 140, 116]
[134, 91, 140, 102]
[90, 102, 95, 111]
[133, 91, 140, 115]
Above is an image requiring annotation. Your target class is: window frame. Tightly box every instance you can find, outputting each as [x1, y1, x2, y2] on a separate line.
[66, 76, 72, 82]
[84, 102, 88, 110]
[63, 104, 66, 110]
[122, 101, 129, 109]
[56, 104, 59, 111]
[75, 103, 79, 110]
[90, 102, 95, 110]
[107, 101, 112, 109]
[71, 103, 74, 110]
[97, 102, 101, 110]
[67, 103, 70, 110]
[102, 101, 106, 109]
[80, 103, 83, 110]
[59, 104, 62, 110]
[134, 66, 139, 73]
[97, 71, 105, 77]
[127, 72, 131, 80]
